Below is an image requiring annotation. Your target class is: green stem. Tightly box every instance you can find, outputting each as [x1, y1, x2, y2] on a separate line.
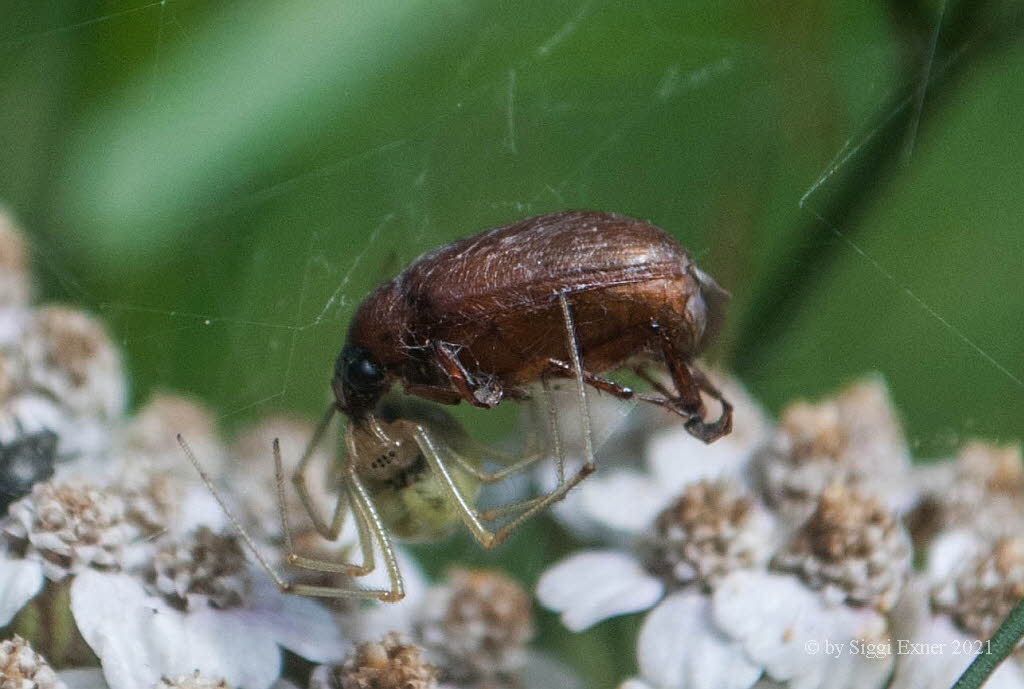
[951, 597, 1024, 689]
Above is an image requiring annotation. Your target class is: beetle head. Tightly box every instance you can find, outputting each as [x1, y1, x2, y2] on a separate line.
[333, 343, 389, 419]
[690, 264, 731, 353]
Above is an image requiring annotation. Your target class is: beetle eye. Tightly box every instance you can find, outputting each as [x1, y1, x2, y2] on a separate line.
[339, 344, 385, 393]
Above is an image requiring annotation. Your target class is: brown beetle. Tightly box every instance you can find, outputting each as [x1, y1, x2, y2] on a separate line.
[337, 209, 731, 434]
[183, 210, 731, 602]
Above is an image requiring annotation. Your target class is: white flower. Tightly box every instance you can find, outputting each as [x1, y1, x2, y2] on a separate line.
[755, 377, 914, 524]
[547, 373, 771, 541]
[69, 526, 346, 689]
[613, 570, 896, 689]
[14, 307, 126, 459]
[538, 479, 777, 632]
[416, 568, 533, 684]
[543, 476, 911, 689]
[537, 549, 665, 632]
[771, 483, 911, 611]
[712, 570, 892, 689]
[322, 567, 581, 689]
[890, 563, 1024, 689]
[888, 573, 1024, 687]
[908, 440, 1024, 547]
[623, 590, 761, 689]
[310, 633, 438, 689]
[0, 478, 146, 626]
[53, 393, 230, 539]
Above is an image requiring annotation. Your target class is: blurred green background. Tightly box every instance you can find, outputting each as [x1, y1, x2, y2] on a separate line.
[1, 0, 1022, 686]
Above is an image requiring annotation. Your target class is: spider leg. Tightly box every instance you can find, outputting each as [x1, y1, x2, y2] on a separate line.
[410, 293, 598, 547]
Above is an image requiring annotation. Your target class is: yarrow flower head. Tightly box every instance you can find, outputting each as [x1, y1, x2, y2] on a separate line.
[0, 635, 65, 689]
[888, 533, 1024, 689]
[142, 526, 250, 611]
[330, 567, 580, 689]
[417, 568, 533, 685]
[909, 440, 1024, 547]
[772, 482, 911, 610]
[14, 306, 126, 459]
[540, 376, 925, 689]
[68, 524, 344, 689]
[1, 478, 134, 582]
[310, 633, 439, 689]
[755, 377, 914, 523]
[646, 480, 778, 590]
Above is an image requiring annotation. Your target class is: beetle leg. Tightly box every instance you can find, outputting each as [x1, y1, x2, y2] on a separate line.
[431, 340, 503, 408]
[543, 358, 635, 400]
[640, 322, 733, 443]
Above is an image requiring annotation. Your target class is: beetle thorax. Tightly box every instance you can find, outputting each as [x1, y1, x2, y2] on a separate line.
[347, 280, 412, 372]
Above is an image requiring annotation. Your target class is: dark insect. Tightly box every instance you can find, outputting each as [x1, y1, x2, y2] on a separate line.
[0, 428, 57, 514]
[184, 210, 732, 602]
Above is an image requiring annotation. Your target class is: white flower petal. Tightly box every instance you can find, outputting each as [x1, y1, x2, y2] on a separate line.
[352, 547, 429, 641]
[926, 529, 980, 582]
[646, 429, 751, 495]
[820, 605, 892, 689]
[0, 556, 43, 625]
[537, 550, 664, 632]
[58, 668, 109, 689]
[618, 680, 657, 689]
[241, 573, 346, 663]
[712, 571, 831, 685]
[518, 649, 586, 689]
[175, 608, 282, 689]
[712, 570, 893, 689]
[890, 613, 1024, 689]
[577, 470, 667, 534]
[638, 591, 761, 689]
[70, 571, 160, 689]
[71, 570, 285, 689]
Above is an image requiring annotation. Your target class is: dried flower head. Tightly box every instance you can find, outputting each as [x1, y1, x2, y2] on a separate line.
[932, 536, 1024, 643]
[0, 635, 65, 689]
[0, 211, 31, 311]
[772, 483, 911, 610]
[18, 307, 125, 421]
[910, 441, 1024, 546]
[647, 480, 776, 589]
[142, 527, 250, 611]
[122, 393, 225, 475]
[155, 671, 230, 689]
[418, 568, 533, 683]
[311, 633, 438, 689]
[2, 479, 131, 580]
[112, 393, 228, 535]
[756, 377, 911, 523]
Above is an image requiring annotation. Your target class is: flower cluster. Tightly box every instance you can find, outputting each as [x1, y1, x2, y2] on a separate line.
[538, 373, 1023, 689]
[0, 211, 576, 689]
[319, 567, 581, 689]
